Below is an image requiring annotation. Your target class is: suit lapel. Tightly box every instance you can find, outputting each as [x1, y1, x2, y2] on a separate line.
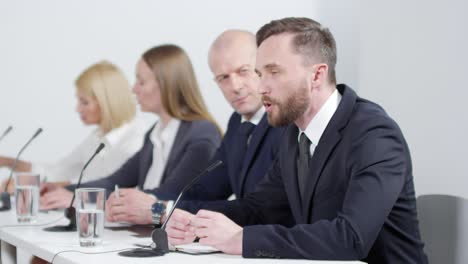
[302, 130, 342, 220]
[282, 125, 304, 222]
[302, 84, 357, 221]
[139, 124, 156, 188]
[160, 121, 190, 184]
[237, 114, 269, 197]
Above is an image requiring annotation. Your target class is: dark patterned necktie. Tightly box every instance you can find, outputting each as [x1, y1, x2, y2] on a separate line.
[232, 121, 256, 176]
[238, 121, 256, 146]
[297, 132, 311, 198]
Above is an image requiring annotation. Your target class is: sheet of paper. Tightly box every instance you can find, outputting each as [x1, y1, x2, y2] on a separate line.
[173, 243, 221, 254]
[104, 221, 132, 228]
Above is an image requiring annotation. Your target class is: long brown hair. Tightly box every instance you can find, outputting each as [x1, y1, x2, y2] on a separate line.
[142, 44, 222, 135]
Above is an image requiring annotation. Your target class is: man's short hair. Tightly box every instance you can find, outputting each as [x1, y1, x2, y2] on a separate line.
[256, 17, 337, 84]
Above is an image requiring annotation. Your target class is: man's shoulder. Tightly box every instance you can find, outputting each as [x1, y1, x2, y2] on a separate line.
[336, 84, 400, 132]
[226, 112, 242, 129]
[352, 97, 400, 132]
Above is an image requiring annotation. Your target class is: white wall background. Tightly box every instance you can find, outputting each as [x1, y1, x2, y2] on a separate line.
[1, 1, 466, 198]
[358, 0, 468, 199]
[0, 0, 321, 163]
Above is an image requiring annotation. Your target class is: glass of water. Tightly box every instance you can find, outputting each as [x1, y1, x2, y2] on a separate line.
[15, 172, 40, 223]
[75, 188, 106, 247]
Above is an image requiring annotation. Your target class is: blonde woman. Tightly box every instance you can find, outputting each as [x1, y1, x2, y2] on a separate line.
[0, 61, 145, 193]
[40, 45, 222, 219]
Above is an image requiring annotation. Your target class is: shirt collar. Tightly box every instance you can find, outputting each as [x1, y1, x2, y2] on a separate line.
[298, 89, 342, 146]
[150, 118, 181, 144]
[241, 107, 265, 126]
[100, 118, 134, 147]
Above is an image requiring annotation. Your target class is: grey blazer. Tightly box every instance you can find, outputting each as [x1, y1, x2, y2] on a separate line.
[67, 119, 221, 198]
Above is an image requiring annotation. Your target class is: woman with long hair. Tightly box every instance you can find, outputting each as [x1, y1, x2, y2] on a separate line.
[40, 45, 222, 222]
[0, 61, 145, 193]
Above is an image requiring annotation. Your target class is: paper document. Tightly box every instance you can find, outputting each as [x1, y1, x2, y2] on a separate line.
[173, 243, 221, 254]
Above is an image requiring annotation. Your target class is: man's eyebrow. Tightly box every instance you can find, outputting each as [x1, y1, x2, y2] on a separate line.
[255, 63, 279, 73]
[214, 73, 228, 80]
[214, 64, 253, 79]
[264, 63, 280, 70]
[238, 64, 252, 69]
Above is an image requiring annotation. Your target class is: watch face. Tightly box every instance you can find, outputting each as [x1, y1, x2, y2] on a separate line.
[152, 202, 165, 214]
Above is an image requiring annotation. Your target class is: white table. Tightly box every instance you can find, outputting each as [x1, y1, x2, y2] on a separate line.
[0, 210, 363, 264]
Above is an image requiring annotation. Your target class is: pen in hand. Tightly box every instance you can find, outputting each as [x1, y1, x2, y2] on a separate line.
[114, 184, 120, 200]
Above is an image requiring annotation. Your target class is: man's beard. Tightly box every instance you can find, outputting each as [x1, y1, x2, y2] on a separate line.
[263, 84, 309, 127]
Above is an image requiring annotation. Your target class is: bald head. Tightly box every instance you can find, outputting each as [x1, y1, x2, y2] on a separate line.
[208, 30, 256, 72]
[207, 29, 262, 120]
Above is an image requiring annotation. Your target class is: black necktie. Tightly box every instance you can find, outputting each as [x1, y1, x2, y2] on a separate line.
[238, 121, 256, 146]
[297, 132, 311, 198]
[232, 121, 256, 176]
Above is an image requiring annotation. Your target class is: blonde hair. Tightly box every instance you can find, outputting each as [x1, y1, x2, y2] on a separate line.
[142, 44, 222, 135]
[75, 61, 136, 133]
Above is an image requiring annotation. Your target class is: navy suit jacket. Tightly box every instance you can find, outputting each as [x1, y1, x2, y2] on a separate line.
[156, 112, 285, 214]
[209, 85, 428, 263]
[67, 120, 221, 197]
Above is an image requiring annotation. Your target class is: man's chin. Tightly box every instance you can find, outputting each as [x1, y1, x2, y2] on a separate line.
[267, 112, 292, 127]
[266, 113, 280, 127]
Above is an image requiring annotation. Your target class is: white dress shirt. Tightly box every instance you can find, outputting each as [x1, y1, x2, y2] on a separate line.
[298, 89, 342, 156]
[32, 118, 147, 184]
[143, 118, 181, 190]
[241, 107, 265, 125]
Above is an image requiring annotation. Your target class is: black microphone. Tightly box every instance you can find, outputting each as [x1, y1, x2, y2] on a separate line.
[44, 142, 105, 232]
[119, 160, 223, 258]
[0, 126, 13, 143]
[0, 128, 42, 211]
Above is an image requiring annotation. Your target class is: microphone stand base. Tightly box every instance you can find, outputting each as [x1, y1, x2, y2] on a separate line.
[119, 229, 170, 257]
[118, 248, 167, 257]
[0, 192, 11, 211]
[43, 207, 76, 232]
[43, 224, 76, 232]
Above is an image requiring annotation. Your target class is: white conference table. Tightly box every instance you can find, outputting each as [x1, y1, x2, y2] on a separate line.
[0, 209, 363, 264]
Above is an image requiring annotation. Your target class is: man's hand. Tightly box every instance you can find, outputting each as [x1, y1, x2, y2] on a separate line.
[190, 210, 243, 255]
[40, 187, 73, 210]
[105, 188, 156, 225]
[39, 182, 59, 196]
[166, 209, 197, 245]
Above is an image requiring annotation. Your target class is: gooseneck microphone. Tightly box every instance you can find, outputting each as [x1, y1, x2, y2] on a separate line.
[0, 128, 43, 211]
[0, 126, 13, 143]
[160, 160, 223, 231]
[44, 142, 105, 232]
[119, 160, 223, 258]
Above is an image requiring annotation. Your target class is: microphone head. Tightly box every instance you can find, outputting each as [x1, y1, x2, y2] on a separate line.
[206, 160, 223, 172]
[32, 128, 43, 138]
[95, 143, 105, 154]
[0, 126, 13, 139]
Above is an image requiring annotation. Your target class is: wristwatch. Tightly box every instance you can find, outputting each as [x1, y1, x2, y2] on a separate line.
[151, 201, 166, 226]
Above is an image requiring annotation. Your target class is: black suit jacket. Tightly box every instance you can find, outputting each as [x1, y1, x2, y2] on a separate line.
[67, 120, 221, 197]
[156, 112, 285, 213]
[211, 85, 428, 263]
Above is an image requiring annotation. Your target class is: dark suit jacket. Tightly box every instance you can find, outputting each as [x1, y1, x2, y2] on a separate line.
[156, 112, 285, 213]
[210, 85, 428, 263]
[67, 120, 221, 197]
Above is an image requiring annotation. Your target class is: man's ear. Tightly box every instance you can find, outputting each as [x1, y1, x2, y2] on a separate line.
[311, 63, 329, 85]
